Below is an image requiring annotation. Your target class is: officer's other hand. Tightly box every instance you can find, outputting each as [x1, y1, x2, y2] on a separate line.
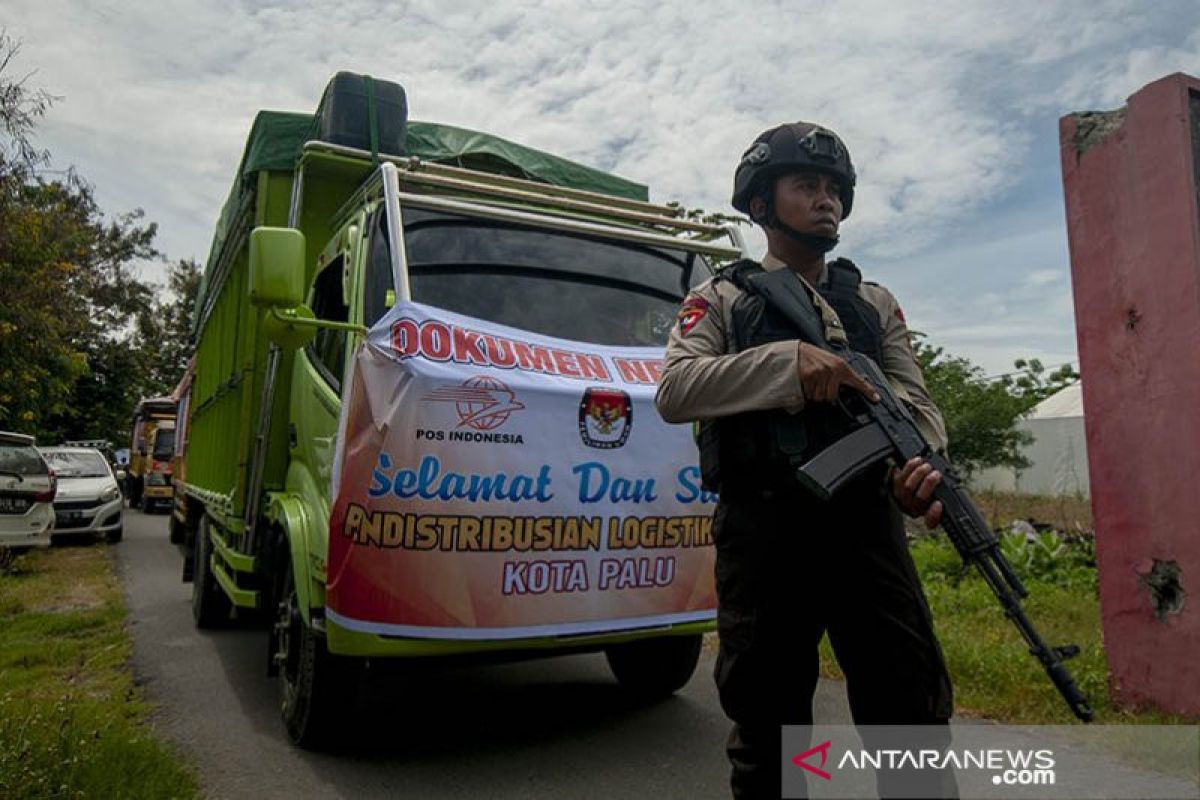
[796, 342, 881, 403]
[893, 457, 943, 528]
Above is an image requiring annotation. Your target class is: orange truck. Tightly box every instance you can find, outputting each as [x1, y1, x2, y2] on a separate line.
[127, 396, 177, 512]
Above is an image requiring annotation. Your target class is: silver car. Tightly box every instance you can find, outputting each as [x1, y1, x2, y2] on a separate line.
[39, 447, 124, 543]
[0, 431, 56, 551]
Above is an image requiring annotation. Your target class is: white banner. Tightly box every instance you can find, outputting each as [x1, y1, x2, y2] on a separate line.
[327, 301, 717, 639]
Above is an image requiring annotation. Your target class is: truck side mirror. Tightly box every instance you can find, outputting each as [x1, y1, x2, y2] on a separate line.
[249, 227, 318, 349]
[249, 227, 306, 308]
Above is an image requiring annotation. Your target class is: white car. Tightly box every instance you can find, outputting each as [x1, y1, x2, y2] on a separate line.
[38, 447, 124, 543]
[0, 431, 57, 551]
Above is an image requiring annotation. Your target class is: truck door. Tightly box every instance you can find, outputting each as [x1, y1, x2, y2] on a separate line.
[290, 217, 366, 505]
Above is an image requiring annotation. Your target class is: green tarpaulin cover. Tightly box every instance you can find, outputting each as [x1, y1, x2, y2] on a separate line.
[196, 111, 648, 328]
[235, 111, 647, 201]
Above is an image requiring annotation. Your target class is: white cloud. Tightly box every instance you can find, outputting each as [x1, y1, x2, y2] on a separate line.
[1024, 269, 1064, 288]
[4, 0, 1198, 370]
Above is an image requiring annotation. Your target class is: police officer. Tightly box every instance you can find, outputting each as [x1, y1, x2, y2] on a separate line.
[656, 123, 957, 799]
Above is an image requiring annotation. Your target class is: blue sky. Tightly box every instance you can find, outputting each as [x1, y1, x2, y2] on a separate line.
[6, 0, 1200, 375]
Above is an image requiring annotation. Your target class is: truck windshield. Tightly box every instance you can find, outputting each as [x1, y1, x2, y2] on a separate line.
[365, 207, 715, 346]
[152, 430, 175, 461]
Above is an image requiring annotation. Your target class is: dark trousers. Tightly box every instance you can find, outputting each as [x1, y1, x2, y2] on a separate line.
[713, 472, 957, 799]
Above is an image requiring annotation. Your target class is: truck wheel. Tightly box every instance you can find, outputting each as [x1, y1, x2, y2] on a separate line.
[605, 634, 703, 699]
[275, 556, 359, 749]
[192, 516, 231, 628]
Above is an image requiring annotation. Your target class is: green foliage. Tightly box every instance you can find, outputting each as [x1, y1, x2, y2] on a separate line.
[912, 335, 1080, 477]
[0, 34, 53, 172]
[912, 334, 1032, 476]
[0, 547, 199, 799]
[824, 527, 1187, 724]
[0, 169, 159, 439]
[997, 529, 1097, 590]
[133, 258, 201, 394]
[1000, 358, 1080, 409]
[0, 693, 199, 800]
[0, 35, 196, 446]
[905, 532, 1129, 724]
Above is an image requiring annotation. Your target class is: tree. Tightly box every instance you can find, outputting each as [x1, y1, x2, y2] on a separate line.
[999, 358, 1079, 410]
[0, 31, 53, 173]
[133, 257, 201, 395]
[0, 33, 160, 444]
[40, 259, 198, 447]
[912, 334, 1039, 477]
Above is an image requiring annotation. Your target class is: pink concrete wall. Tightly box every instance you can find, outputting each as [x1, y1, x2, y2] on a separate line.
[1060, 73, 1200, 718]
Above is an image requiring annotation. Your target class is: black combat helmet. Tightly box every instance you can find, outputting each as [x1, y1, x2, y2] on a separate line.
[731, 122, 857, 219]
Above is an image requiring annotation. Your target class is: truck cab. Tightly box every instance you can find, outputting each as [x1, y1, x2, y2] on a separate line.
[141, 421, 176, 512]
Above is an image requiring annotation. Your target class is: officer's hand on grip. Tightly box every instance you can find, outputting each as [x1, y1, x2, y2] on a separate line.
[796, 342, 881, 403]
[892, 457, 944, 528]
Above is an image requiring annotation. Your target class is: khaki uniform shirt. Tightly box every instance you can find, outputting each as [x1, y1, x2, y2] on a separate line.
[655, 252, 948, 452]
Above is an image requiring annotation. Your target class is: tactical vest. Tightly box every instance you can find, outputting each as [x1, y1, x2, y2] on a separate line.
[698, 258, 885, 500]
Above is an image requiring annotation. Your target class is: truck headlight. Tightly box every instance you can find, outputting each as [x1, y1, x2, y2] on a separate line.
[101, 486, 121, 503]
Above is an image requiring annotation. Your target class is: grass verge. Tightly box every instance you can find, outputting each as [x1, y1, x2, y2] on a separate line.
[0, 543, 199, 799]
[820, 492, 1191, 726]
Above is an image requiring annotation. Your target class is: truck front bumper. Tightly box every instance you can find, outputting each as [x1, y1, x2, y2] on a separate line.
[324, 614, 715, 659]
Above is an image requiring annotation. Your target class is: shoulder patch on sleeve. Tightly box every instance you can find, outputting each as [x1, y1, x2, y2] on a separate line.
[677, 295, 711, 336]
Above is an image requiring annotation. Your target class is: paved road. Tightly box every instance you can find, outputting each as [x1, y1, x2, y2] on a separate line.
[113, 508, 856, 800]
[113, 510, 1200, 800]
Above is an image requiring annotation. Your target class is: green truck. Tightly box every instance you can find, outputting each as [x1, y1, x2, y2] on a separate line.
[177, 72, 743, 746]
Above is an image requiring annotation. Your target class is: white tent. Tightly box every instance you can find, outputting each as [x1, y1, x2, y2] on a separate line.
[969, 382, 1090, 497]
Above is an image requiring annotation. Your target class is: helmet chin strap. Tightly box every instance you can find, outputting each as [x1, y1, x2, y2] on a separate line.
[777, 221, 840, 254]
[758, 195, 840, 255]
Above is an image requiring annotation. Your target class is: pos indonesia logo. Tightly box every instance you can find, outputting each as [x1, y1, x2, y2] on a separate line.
[423, 376, 525, 431]
[578, 388, 632, 449]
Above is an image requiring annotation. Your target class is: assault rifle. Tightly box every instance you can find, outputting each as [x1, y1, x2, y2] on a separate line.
[741, 266, 1095, 723]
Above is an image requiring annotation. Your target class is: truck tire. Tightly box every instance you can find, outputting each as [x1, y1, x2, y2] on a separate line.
[192, 516, 231, 628]
[605, 634, 703, 699]
[274, 555, 360, 749]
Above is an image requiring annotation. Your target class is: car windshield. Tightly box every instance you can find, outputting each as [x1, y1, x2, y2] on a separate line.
[364, 207, 714, 346]
[40, 450, 110, 478]
[152, 430, 175, 461]
[0, 443, 48, 477]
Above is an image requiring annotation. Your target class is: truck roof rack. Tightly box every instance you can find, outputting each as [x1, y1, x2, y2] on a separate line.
[301, 141, 744, 252]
